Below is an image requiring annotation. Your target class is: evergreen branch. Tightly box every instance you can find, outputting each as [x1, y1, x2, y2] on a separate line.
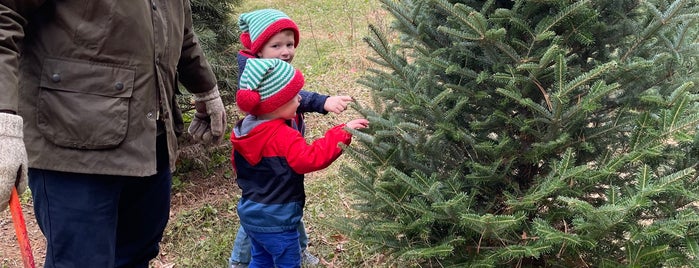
[441, 61, 480, 79]
[401, 244, 454, 259]
[437, 26, 484, 41]
[646, 168, 695, 197]
[429, 88, 453, 111]
[630, 112, 653, 152]
[496, 87, 553, 119]
[661, 82, 696, 136]
[638, 165, 651, 192]
[532, 218, 595, 248]
[533, 0, 591, 40]
[561, 81, 620, 122]
[492, 40, 522, 63]
[555, 53, 566, 100]
[622, 0, 690, 62]
[459, 213, 527, 235]
[380, 0, 419, 37]
[662, 112, 699, 143]
[539, 44, 562, 70]
[342, 165, 377, 195]
[430, 0, 484, 38]
[494, 244, 553, 261]
[687, 238, 699, 261]
[559, 61, 617, 98]
[455, 3, 487, 34]
[363, 24, 410, 80]
[510, 150, 587, 211]
[628, 245, 670, 267]
[445, 98, 470, 122]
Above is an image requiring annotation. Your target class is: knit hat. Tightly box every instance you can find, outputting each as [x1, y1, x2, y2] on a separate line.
[237, 58, 304, 115]
[238, 9, 300, 55]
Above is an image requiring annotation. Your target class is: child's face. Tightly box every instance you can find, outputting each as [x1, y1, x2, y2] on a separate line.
[275, 94, 302, 120]
[257, 29, 296, 63]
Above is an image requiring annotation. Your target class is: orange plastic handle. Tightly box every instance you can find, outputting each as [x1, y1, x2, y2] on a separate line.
[9, 187, 36, 268]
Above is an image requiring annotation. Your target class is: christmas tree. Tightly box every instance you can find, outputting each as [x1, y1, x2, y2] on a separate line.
[190, 0, 240, 92]
[341, 0, 699, 266]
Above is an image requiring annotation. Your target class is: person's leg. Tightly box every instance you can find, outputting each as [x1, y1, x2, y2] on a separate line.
[297, 220, 308, 251]
[246, 230, 275, 268]
[297, 220, 320, 265]
[114, 134, 172, 268]
[230, 225, 252, 265]
[247, 230, 301, 268]
[29, 169, 122, 268]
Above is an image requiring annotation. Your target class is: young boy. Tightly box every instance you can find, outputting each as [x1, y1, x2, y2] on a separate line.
[231, 58, 368, 268]
[230, 8, 353, 267]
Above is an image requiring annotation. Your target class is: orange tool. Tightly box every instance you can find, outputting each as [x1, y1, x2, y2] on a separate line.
[9, 186, 36, 268]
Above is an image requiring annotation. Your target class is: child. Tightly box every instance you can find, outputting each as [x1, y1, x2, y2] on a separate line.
[231, 58, 368, 268]
[230, 8, 352, 267]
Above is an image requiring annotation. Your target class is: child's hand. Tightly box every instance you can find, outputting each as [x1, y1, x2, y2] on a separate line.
[346, 119, 369, 130]
[324, 96, 353, 114]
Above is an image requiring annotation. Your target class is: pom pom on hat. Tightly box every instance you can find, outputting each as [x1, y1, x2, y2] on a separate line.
[235, 89, 261, 113]
[238, 9, 300, 55]
[237, 58, 304, 115]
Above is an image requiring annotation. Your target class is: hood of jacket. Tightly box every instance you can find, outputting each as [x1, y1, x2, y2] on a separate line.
[231, 115, 284, 166]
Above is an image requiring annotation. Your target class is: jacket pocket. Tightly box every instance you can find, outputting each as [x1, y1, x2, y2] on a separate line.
[37, 58, 135, 149]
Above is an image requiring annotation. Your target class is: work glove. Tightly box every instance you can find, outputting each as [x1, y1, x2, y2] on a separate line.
[188, 85, 227, 144]
[0, 113, 28, 211]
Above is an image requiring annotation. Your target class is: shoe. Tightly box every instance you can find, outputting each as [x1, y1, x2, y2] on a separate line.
[301, 250, 320, 266]
[230, 262, 249, 268]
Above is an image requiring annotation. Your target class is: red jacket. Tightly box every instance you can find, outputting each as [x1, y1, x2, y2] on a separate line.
[230, 116, 351, 232]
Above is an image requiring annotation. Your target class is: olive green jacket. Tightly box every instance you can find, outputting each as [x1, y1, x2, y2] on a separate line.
[0, 0, 217, 176]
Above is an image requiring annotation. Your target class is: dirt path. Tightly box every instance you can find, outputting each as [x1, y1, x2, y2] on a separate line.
[0, 199, 46, 268]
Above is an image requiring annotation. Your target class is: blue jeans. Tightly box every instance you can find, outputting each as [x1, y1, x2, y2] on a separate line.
[230, 220, 308, 264]
[247, 230, 300, 268]
[29, 134, 171, 268]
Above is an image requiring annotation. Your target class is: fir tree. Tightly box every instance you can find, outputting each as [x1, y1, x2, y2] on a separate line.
[190, 0, 241, 92]
[341, 0, 699, 266]
[179, 0, 241, 114]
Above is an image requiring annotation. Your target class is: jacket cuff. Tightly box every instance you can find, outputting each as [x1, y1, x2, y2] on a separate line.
[0, 113, 23, 138]
[193, 85, 221, 102]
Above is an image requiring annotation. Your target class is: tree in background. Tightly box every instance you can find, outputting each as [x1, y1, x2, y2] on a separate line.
[182, 0, 241, 114]
[340, 0, 699, 266]
[190, 0, 241, 93]
[173, 0, 241, 173]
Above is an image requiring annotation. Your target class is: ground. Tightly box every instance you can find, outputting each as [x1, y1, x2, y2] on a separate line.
[0, 195, 46, 268]
[0, 144, 237, 268]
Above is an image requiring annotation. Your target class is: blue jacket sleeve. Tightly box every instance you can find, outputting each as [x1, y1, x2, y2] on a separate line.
[298, 90, 328, 114]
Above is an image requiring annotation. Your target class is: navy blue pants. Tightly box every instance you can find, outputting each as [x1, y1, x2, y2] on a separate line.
[29, 135, 171, 268]
[247, 230, 301, 268]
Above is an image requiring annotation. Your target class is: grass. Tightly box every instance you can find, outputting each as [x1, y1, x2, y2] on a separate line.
[153, 0, 393, 267]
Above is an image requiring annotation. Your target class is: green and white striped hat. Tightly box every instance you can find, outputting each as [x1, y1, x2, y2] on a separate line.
[238, 9, 300, 55]
[236, 58, 304, 115]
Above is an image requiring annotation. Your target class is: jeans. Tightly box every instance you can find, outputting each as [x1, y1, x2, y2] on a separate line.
[230, 220, 308, 264]
[29, 134, 171, 268]
[247, 230, 301, 268]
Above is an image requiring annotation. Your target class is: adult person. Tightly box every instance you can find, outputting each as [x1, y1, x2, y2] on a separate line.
[0, 1, 225, 267]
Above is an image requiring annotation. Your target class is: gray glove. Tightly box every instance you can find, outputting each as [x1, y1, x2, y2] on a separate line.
[188, 85, 227, 144]
[0, 113, 28, 211]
